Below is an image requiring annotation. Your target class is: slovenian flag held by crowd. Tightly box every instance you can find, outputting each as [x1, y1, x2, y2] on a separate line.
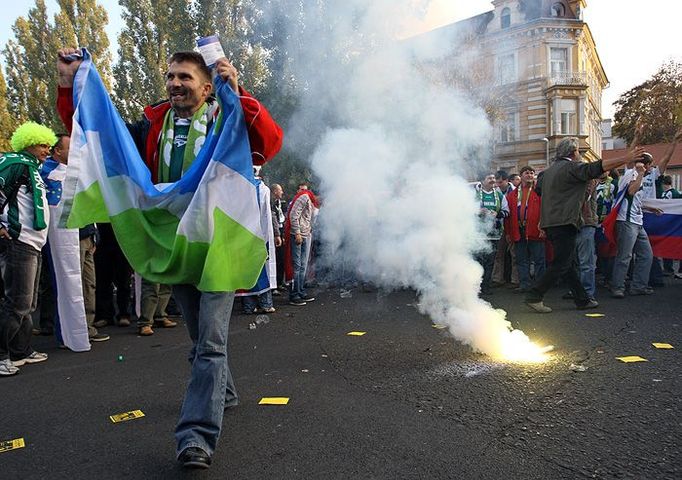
[59, 49, 267, 291]
[642, 199, 682, 260]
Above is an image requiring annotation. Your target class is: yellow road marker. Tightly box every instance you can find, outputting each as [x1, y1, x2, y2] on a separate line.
[585, 313, 605, 318]
[347, 331, 366, 336]
[652, 343, 674, 349]
[432, 324, 447, 329]
[259, 397, 290, 405]
[0, 438, 25, 454]
[616, 356, 648, 363]
[110, 410, 145, 423]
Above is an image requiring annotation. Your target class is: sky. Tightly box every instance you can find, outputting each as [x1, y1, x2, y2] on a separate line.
[1, 0, 680, 119]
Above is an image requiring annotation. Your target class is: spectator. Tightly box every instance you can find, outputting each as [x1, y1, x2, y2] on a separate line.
[93, 224, 133, 328]
[0, 122, 56, 376]
[285, 184, 319, 305]
[610, 160, 662, 298]
[475, 172, 510, 295]
[575, 177, 599, 301]
[504, 166, 544, 293]
[492, 169, 518, 287]
[509, 173, 521, 189]
[270, 183, 286, 291]
[57, 46, 282, 469]
[524, 137, 643, 313]
[595, 170, 619, 285]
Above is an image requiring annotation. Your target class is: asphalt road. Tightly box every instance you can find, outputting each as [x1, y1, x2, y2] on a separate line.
[1, 278, 680, 480]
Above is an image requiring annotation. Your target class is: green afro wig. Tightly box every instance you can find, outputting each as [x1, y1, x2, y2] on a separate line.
[10, 121, 58, 152]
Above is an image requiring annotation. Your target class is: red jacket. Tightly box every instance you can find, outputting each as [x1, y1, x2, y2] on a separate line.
[57, 86, 283, 182]
[504, 184, 543, 242]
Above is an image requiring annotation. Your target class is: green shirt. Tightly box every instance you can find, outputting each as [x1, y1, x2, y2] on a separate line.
[168, 120, 190, 183]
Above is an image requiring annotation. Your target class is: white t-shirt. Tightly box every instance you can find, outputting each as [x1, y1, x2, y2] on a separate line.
[640, 166, 659, 199]
[617, 169, 644, 226]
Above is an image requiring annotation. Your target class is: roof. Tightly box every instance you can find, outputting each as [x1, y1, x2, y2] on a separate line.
[603, 143, 682, 169]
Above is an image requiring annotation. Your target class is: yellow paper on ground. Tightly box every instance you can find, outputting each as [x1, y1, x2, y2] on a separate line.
[432, 324, 447, 329]
[652, 343, 674, 349]
[616, 356, 648, 363]
[110, 410, 145, 423]
[585, 313, 605, 318]
[259, 397, 290, 405]
[347, 331, 367, 336]
[0, 438, 25, 454]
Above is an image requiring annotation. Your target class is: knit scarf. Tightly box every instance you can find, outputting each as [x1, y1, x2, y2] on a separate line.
[158, 103, 211, 183]
[0, 152, 47, 229]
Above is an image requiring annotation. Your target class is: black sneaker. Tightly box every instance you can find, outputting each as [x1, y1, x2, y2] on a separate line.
[178, 447, 211, 469]
[300, 295, 316, 302]
[576, 299, 599, 310]
[89, 333, 110, 342]
[289, 297, 307, 306]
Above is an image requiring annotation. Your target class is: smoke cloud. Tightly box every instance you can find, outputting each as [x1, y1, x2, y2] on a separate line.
[279, 0, 541, 359]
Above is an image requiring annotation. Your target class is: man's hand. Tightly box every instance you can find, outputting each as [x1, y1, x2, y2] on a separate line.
[0, 226, 12, 240]
[294, 233, 303, 245]
[644, 206, 664, 216]
[626, 146, 646, 164]
[538, 228, 546, 239]
[57, 48, 83, 87]
[275, 236, 282, 247]
[214, 58, 239, 93]
[634, 162, 646, 175]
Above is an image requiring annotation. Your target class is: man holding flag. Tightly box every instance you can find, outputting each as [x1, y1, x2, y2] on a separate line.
[56, 48, 282, 468]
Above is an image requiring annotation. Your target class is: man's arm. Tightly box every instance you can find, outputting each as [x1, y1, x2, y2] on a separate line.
[655, 127, 682, 175]
[627, 163, 646, 196]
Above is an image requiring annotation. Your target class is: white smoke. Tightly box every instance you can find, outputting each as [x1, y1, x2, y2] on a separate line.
[280, 0, 543, 360]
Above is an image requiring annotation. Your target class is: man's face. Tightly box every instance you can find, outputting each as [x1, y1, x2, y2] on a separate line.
[298, 184, 308, 192]
[483, 174, 496, 189]
[510, 175, 521, 188]
[166, 61, 212, 117]
[52, 136, 70, 165]
[495, 177, 508, 190]
[273, 185, 283, 199]
[520, 170, 535, 185]
[25, 143, 51, 162]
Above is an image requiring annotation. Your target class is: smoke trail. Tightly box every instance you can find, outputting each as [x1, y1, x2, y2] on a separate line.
[279, 1, 544, 360]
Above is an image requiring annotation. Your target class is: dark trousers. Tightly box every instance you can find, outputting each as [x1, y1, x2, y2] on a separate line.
[0, 240, 42, 361]
[526, 225, 589, 306]
[475, 240, 497, 294]
[275, 243, 285, 287]
[94, 224, 132, 321]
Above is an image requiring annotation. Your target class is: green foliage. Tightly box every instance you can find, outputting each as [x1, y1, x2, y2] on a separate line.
[2, 0, 113, 130]
[613, 61, 682, 145]
[0, 70, 14, 151]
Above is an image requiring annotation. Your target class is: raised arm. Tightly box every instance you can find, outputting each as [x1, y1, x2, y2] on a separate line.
[656, 127, 682, 175]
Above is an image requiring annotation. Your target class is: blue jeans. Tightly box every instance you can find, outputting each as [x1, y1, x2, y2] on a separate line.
[173, 285, 237, 457]
[289, 234, 310, 300]
[576, 226, 597, 298]
[0, 240, 42, 361]
[611, 221, 653, 291]
[242, 289, 274, 313]
[514, 239, 546, 290]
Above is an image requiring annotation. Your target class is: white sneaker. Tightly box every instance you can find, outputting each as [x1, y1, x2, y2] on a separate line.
[675, 272, 682, 279]
[0, 358, 19, 376]
[12, 351, 48, 367]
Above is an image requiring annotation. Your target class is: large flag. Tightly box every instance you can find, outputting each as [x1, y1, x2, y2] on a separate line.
[643, 199, 682, 259]
[60, 50, 267, 291]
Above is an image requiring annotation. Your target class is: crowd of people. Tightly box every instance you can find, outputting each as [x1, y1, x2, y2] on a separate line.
[475, 132, 682, 313]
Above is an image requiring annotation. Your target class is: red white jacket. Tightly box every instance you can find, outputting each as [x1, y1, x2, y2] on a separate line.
[504, 183, 543, 242]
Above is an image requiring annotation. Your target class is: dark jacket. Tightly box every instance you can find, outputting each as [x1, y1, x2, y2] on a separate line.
[537, 157, 604, 230]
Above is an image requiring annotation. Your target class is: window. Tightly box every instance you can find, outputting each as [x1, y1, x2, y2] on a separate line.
[550, 47, 568, 76]
[551, 2, 565, 17]
[497, 53, 516, 84]
[501, 7, 511, 29]
[559, 99, 577, 135]
[500, 113, 518, 143]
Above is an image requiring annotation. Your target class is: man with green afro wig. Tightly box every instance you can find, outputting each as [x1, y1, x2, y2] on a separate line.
[0, 121, 56, 376]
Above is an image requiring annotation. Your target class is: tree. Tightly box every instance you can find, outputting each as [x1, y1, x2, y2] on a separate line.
[113, 0, 194, 121]
[53, 0, 113, 89]
[193, 0, 271, 95]
[2, 0, 113, 129]
[0, 69, 14, 151]
[613, 61, 682, 145]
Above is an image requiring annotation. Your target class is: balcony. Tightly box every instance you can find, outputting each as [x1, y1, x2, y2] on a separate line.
[548, 71, 588, 88]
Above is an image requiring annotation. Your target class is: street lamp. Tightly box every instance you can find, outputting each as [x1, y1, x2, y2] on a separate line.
[542, 137, 550, 167]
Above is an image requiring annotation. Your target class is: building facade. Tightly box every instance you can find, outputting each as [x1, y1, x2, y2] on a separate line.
[448, 0, 608, 172]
